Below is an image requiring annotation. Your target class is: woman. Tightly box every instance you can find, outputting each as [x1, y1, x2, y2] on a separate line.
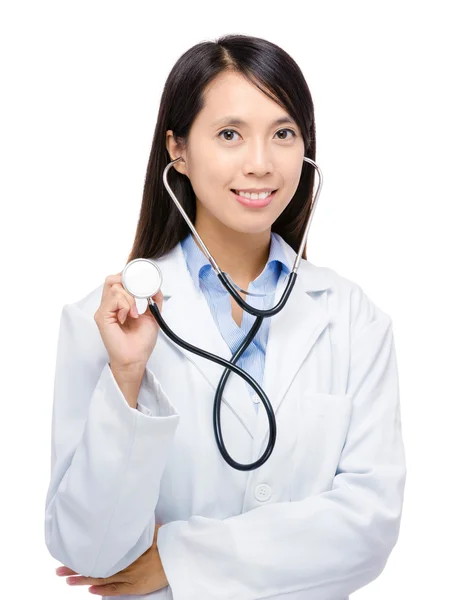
[45, 34, 406, 599]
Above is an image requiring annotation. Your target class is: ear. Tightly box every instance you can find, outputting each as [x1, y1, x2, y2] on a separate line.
[165, 129, 188, 176]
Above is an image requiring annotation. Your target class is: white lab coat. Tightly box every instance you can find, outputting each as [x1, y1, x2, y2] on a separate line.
[44, 235, 406, 600]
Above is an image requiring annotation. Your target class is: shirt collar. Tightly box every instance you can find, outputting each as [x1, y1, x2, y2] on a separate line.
[180, 231, 291, 292]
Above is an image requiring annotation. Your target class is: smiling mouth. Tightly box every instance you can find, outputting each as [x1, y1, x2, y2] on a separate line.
[231, 189, 277, 198]
[230, 189, 278, 208]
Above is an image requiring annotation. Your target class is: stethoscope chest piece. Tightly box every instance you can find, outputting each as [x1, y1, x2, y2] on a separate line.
[121, 258, 163, 299]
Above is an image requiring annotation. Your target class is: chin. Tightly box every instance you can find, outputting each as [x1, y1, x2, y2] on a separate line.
[225, 220, 274, 236]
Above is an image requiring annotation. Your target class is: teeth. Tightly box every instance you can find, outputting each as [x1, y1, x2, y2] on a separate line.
[236, 190, 274, 200]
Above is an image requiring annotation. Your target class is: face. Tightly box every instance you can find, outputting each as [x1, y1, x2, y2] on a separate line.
[166, 71, 305, 237]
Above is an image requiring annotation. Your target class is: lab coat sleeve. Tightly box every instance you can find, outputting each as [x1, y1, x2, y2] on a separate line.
[156, 290, 407, 600]
[44, 302, 180, 578]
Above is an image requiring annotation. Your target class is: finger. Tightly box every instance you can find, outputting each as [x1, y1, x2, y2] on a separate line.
[111, 283, 139, 321]
[66, 575, 110, 586]
[99, 275, 123, 318]
[103, 270, 126, 287]
[102, 274, 137, 316]
[99, 290, 130, 325]
[151, 289, 164, 313]
[88, 583, 124, 596]
[100, 286, 134, 325]
[102, 273, 123, 298]
[56, 566, 77, 576]
[116, 294, 134, 325]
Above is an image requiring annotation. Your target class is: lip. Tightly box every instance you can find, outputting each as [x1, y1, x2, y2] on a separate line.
[231, 189, 277, 208]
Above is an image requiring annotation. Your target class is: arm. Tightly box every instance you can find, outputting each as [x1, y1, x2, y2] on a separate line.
[157, 291, 407, 600]
[44, 303, 180, 578]
[109, 362, 145, 409]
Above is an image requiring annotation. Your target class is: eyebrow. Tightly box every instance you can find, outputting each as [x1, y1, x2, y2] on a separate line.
[210, 115, 297, 128]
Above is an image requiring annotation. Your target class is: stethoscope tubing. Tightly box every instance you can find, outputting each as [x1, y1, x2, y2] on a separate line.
[147, 300, 277, 470]
[218, 269, 297, 316]
[213, 313, 267, 470]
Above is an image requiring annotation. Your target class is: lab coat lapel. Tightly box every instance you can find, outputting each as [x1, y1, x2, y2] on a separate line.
[154, 237, 333, 442]
[252, 236, 333, 456]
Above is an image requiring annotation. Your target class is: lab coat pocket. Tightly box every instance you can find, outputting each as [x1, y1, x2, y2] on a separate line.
[290, 392, 353, 501]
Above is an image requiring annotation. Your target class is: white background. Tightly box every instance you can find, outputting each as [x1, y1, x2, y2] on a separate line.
[1, 1, 456, 597]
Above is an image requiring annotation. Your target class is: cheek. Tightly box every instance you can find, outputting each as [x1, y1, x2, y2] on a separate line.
[190, 164, 234, 207]
[283, 163, 304, 198]
[272, 167, 303, 215]
[191, 151, 229, 186]
[287, 158, 305, 184]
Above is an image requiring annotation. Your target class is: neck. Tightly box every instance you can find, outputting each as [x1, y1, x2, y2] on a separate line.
[193, 217, 271, 285]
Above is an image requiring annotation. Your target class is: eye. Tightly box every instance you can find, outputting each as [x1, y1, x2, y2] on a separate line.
[275, 128, 297, 140]
[217, 128, 297, 142]
[218, 129, 241, 142]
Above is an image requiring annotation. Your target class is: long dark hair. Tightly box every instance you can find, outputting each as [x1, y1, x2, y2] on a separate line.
[126, 34, 317, 264]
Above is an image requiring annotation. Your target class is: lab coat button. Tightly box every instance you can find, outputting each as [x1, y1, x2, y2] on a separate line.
[251, 393, 260, 404]
[254, 484, 272, 502]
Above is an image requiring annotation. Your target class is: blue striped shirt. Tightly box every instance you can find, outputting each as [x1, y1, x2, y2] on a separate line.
[180, 232, 291, 413]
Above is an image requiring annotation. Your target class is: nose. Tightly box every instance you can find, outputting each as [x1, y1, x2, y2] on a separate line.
[242, 140, 274, 176]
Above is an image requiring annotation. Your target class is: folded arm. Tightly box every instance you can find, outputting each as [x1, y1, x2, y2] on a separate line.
[44, 303, 180, 577]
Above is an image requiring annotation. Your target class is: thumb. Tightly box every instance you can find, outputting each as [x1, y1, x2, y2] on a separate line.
[90, 583, 128, 595]
[152, 289, 164, 313]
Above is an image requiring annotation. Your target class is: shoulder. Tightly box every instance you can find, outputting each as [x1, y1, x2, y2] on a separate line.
[61, 282, 105, 323]
[276, 233, 392, 332]
[55, 282, 108, 364]
[300, 258, 393, 334]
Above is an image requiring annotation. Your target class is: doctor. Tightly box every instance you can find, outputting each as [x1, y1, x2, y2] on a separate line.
[45, 34, 407, 600]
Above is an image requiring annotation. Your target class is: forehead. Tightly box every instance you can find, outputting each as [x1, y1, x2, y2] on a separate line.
[198, 71, 292, 126]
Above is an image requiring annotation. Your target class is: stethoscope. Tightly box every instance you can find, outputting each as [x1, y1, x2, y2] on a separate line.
[121, 155, 323, 472]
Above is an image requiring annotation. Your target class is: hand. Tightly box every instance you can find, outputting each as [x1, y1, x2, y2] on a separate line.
[94, 270, 164, 369]
[55, 523, 168, 596]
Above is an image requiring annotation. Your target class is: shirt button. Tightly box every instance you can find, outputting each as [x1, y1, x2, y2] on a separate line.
[251, 393, 260, 404]
[254, 484, 272, 502]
